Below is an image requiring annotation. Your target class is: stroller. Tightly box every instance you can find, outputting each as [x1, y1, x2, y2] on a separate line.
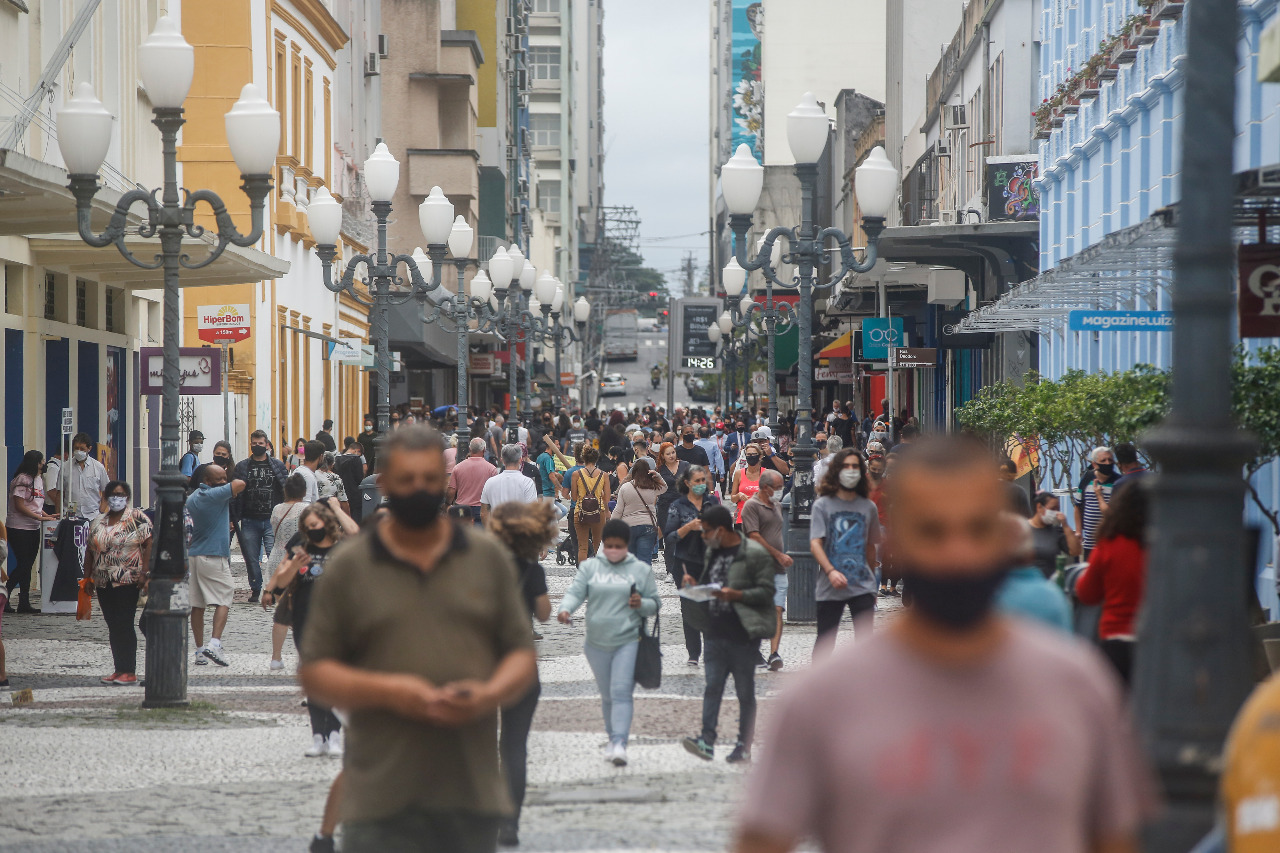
[555, 517, 579, 566]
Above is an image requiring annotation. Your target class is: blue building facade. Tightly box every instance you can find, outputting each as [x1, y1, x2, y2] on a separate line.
[1030, 0, 1280, 611]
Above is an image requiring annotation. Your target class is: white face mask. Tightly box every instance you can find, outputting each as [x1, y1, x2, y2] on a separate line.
[192, 443, 204, 453]
[1042, 509, 1060, 524]
[107, 495, 128, 512]
[838, 468, 862, 489]
[73, 450, 88, 463]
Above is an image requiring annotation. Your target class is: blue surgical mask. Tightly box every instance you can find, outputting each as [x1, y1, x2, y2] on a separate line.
[691, 483, 708, 496]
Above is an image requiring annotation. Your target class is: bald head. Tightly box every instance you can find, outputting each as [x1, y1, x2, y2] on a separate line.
[760, 469, 784, 490]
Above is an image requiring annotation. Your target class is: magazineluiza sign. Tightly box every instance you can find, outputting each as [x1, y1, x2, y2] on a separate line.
[1068, 310, 1173, 332]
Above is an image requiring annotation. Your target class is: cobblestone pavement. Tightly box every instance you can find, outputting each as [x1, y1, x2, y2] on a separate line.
[0, 539, 901, 852]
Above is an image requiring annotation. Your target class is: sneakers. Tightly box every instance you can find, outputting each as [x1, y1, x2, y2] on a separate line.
[101, 673, 121, 684]
[248, 592, 260, 604]
[269, 659, 285, 672]
[726, 742, 752, 764]
[687, 658, 699, 667]
[193, 648, 208, 666]
[202, 640, 229, 667]
[767, 652, 784, 672]
[682, 736, 714, 761]
[309, 835, 336, 853]
[326, 730, 344, 758]
[497, 820, 520, 847]
[114, 674, 138, 686]
[755, 651, 769, 669]
[305, 733, 328, 757]
[610, 743, 628, 767]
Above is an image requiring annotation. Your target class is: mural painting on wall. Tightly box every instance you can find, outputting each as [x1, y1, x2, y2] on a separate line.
[732, 0, 763, 157]
[986, 159, 1041, 222]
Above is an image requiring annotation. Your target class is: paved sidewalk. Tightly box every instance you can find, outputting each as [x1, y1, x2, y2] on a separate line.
[0, 543, 900, 851]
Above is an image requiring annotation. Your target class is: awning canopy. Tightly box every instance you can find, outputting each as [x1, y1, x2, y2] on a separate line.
[0, 148, 288, 287]
[818, 329, 853, 358]
[956, 213, 1174, 334]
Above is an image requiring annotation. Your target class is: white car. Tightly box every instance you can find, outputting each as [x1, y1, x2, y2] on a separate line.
[600, 374, 627, 397]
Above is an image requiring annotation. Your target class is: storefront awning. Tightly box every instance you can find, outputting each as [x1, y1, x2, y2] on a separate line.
[0, 148, 288, 287]
[955, 213, 1175, 334]
[818, 330, 853, 358]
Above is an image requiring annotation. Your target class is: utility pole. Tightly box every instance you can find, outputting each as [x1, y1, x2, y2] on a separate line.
[681, 251, 697, 298]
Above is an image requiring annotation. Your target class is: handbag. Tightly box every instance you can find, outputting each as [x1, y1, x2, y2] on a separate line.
[634, 613, 662, 689]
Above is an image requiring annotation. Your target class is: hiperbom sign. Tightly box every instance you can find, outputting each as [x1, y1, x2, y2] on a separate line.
[1067, 310, 1173, 332]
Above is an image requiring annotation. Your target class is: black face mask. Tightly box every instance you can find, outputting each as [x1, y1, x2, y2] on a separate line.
[744, 454, 761, 465]
[683, 435, 694, 443]
[304, 527, 327, 543]
[901, 565, 1010, 632]
[385, 489, 445, 529]
[1095, 463, 1116, 478]
[735, 425, 745, 433]
[214, 456, 231, 468]
[251, 445, 267, 458]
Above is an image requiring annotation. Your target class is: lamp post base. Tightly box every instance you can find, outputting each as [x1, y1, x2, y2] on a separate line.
[141, 577, 190, 708]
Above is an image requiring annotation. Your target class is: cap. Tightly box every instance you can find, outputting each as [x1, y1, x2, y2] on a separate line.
[752, 428, 771, 441]
[715, 422, 725, 429]
[188, 430, 204, 442]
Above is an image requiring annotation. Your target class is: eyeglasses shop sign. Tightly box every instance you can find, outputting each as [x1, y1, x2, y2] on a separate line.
[139, 347, 222, 396]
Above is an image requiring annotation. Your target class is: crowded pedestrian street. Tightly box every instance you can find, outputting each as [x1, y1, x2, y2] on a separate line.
[0, 546, 899, 852]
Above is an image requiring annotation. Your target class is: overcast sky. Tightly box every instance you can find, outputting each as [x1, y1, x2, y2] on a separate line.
[601, 0, 709, 296]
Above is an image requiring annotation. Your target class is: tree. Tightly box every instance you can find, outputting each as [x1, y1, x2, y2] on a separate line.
[1232, 346, 1280, 535]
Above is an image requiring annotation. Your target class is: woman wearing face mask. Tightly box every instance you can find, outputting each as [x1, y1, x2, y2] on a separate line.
[84, 481, 152, 685]
[315, 452, 351, 515]
[1027, 492, 1081, 578]
[730, 445, 765, 524]
[557, 519, 661, 766]
[288, 437, 307, 471]
[809, 448, 881, 659]
[664, 465, 719, 666]
[265, 501, 352, 756]
[261, 473, 309, 671]
[611, 457, 667, 565]
[655, 443, 688, 559]
[5, 451, 57, 613]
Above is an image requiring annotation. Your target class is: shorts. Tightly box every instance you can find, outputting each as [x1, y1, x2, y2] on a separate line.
[773, 570, 789, 609]
[188, 555, 234, 609]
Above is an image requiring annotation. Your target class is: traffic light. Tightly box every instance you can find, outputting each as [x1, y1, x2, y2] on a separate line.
[660, 309, 669, 317]
[648, 291, 657, 298]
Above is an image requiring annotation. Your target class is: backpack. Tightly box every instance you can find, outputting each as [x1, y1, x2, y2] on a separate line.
[576, 470, 604, 524]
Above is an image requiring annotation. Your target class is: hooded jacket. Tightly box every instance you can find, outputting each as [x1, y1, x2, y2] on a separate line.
[559, 551, 661, 650]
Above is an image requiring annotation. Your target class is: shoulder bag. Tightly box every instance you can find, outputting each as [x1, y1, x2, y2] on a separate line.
[634, 613, 662, 689]
[636, 484, 663, 542]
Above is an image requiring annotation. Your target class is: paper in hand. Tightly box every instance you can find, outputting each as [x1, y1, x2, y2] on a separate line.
[679, 583, 722, 602]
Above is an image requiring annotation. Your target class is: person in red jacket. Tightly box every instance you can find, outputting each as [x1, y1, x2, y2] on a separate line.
[1075, 479, 1148, 686]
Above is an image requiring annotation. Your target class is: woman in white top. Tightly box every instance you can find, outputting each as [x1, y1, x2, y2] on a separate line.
[261, 472, 307, 670]
[610, 457, 667, 566]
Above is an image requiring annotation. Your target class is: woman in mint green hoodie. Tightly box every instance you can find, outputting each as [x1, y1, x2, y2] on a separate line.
[557, 518, 661, 767]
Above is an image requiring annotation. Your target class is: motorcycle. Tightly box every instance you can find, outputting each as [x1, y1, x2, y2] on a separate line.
[650, 367, 661, 389]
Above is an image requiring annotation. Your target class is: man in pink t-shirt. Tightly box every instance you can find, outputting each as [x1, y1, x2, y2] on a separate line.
[736, 436, 1157, 853]
[445, 437, 497, 525]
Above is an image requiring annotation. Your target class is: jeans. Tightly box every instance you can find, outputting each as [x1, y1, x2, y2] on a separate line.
[5, 527, 39, 607]
[627, 525, 657, 566]
[583, 639, 639, 747]
[701, 635, 758, 748]
[235, 517, 273, 594]
[668, 557, 702, 662]
[97, 583, 140, 674]
[343, 807, 501, 853]
[814, 593, 877, 659]
[499, 679, 541, 828]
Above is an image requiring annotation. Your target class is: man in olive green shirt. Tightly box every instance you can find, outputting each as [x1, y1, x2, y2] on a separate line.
[300, 427, 537, 853]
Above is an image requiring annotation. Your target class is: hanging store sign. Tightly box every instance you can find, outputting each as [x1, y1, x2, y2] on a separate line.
[938, 309, 995, 349]
[890, 347, 938, 368]
[1239, 244, 1280, 338]
[814, 365, 855, 382]
[860, 318, 904, 361]
[196, 304, 251, 343]
[1067, 310, 1173, 331]
[139, 347, 221, 396]
[469, 353, 500, 375]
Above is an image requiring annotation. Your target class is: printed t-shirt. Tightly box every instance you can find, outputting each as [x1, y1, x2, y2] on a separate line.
[810, 494, 880, 601]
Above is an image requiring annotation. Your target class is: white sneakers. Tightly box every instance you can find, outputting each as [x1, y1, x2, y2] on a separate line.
[305, 734, 328, 757]
[305, 732, 344, 758]
[606, 742, 628, 767]
[269, 659, 285, 671]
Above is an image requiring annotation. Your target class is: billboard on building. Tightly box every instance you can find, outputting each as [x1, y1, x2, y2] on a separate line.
[986, 157, 1040, 221]
[731, 0, 763, 157]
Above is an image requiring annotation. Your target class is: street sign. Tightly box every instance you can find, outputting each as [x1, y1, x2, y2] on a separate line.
[890, 347, 938, 368]
[861, 317, 904, 360]
[751, 371, 767, 393]
[560, 371, 575, 387]
[139, 347, 221, 395]
[1067, 310, 1173, 331]
[675, 297, 722, 374]
[196, 304, 251, 344]
[61, 407, 73, 435]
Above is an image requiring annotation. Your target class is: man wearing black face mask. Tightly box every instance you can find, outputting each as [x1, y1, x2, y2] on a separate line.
[1073, 446, 1115, 560]
[676, 427, 710, 467]
[299, 426, 538, 853]
[233, 429, 290, 602]
[736, 436, 1157, 853]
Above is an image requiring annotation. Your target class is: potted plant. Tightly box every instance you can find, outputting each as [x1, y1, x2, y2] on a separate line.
[1098, 38, 1120, 79]
[1111, 31, 1138, 66]
[1130, 14, 1160, 46]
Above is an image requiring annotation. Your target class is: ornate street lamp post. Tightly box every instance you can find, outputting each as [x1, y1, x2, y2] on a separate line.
[309, 146, 440, 440]
[717, 92, 897, 621]
[527, 275, 589, 413]
[60, 17, 279, 708]
[486, 247, 538, 444]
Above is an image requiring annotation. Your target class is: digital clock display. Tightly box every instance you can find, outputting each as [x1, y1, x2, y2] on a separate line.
[683, 356, 718, 370]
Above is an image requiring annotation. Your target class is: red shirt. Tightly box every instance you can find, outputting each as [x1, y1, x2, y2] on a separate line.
[448, 456, 497, 507]
[1075, 534, 1146, 639]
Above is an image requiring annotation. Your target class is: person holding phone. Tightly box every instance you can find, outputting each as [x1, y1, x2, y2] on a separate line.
[557, 519, 661, 767]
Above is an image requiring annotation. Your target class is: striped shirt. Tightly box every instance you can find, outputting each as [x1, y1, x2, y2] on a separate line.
[1074, 477, 1112, 552]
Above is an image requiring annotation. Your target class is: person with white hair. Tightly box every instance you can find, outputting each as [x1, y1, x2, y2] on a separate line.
[813, 435, 843, 484]
[1073, 445, 1117, 559]
[446, 437, 498, 525]
[480, 445, 539, 525]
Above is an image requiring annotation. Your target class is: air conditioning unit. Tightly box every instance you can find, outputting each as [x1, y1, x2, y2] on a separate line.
[365, 52, 381, 77]
[377, 34, 390, 58]
[939, 208, 959, 225]
[944, 104, 968, 130]
[517, 69, 528, 90]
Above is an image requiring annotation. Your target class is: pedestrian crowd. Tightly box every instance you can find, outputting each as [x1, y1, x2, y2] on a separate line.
[0, 397, 1172, 853]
